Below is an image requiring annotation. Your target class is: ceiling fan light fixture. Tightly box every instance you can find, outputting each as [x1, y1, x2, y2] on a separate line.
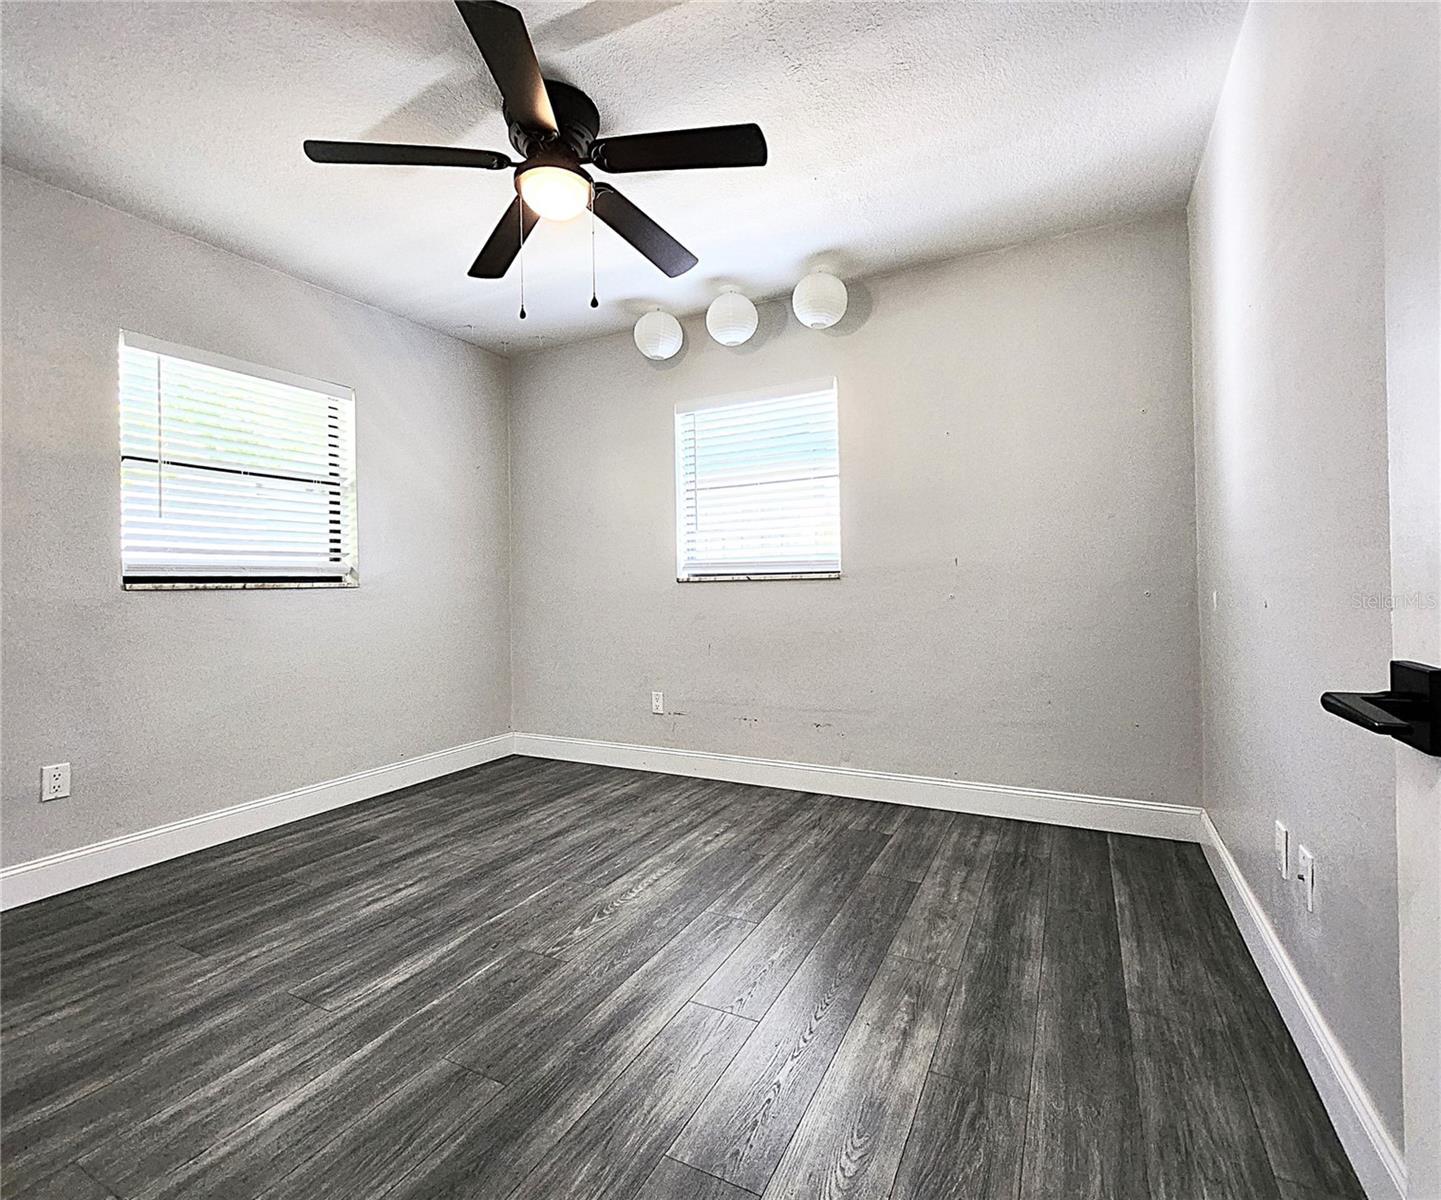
[517, 164, 591, 221]
[303, 3, 767, 286]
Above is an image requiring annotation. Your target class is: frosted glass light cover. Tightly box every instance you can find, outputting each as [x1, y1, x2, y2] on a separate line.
[706, 292, 758, 346]
[634, 310, 683, 360]
[792, 272, 848, 329]
[517, 166, 591, 221]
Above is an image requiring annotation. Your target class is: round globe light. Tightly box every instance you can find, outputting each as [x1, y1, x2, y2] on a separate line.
[633, 310, 683, 361]
[706, 292, 758, 346]
[517, 165, 591, 222]
[792, 272, 848, 329]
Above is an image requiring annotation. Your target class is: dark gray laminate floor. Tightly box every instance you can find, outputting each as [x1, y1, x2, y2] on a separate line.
[1, 756, 1365, 1200]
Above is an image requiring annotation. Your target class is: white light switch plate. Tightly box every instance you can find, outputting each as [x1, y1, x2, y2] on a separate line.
[41, 763, 71, 802]
[1274, 821, 1289, 878]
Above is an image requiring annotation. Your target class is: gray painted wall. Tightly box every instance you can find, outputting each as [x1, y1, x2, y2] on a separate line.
[1381, 3, 1441, 1184]
[1189, 2, 1405, 1141]
[510, 212, 1201, 806]
[0, 169, 513, 867]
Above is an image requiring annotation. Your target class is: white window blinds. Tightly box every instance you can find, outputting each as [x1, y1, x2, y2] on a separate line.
[675, 379, 840, 580]
[118, 332, 358, 588]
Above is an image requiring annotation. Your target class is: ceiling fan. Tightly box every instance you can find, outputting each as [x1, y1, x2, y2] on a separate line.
[303, 0, 768, 282]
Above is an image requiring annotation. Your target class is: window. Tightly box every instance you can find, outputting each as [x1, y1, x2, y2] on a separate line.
[675, 379, 840, 581]
[118, 332, 357, 589]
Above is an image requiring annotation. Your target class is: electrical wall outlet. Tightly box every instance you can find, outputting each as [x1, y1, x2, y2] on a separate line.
[651, 691, 664, 715]
[1297, 845, 1315, 912]
[1274, 821, 1289, 878]
[41, 763, 71, 802]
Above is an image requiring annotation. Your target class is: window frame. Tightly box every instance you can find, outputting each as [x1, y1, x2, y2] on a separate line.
[673, 377, 842, 584]
[117, 331, 359, 591]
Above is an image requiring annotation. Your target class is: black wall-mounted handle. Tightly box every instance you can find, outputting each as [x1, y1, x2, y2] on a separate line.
[1321, 660, 1441, 757]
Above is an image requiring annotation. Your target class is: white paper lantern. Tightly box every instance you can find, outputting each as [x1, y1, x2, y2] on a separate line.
[633, 310, 683, 360]
[705, 291, 758, 346]
[792, 272, 848, 329]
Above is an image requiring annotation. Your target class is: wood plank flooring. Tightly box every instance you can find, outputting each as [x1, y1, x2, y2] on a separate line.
[0, 756, 1364, 1200]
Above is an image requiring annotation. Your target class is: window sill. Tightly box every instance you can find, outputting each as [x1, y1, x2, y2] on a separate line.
[677, 572, 842, 583]
[123, 576, 359, 591]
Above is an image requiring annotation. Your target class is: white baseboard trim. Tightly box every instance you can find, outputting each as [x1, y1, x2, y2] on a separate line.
[1200, 812, 1406, 1200]
[0, 734, 517, 911]
[512, 733, 1206, 842]
[0, 730, 1204, 909]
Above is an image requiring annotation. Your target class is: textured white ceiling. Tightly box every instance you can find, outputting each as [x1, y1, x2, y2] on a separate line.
[1, 1, 1244, 355]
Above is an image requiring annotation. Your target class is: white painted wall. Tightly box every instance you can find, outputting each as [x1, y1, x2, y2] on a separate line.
[509, 212, 1201, 807]
[0, 168, 513, 868]
[1188, 1, 1416, 1150]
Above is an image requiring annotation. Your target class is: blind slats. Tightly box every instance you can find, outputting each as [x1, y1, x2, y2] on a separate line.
[676, 383, 840, 579]
[119, 335, 358, 585]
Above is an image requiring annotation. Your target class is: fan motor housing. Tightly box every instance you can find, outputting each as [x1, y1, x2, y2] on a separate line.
[506, 80, 600, 161]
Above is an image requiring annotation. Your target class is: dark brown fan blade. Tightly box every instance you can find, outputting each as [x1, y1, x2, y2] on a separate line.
[304, 140, 512, 169]
[592, 183, 697, 277]
[589, 123, 767, 173]
[469, 196, 540, 278]
[454, 1, 557, 133]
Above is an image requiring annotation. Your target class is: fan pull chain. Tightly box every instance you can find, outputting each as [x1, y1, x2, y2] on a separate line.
[518, 201, 527, 320]
[589, 191, 598, 309]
